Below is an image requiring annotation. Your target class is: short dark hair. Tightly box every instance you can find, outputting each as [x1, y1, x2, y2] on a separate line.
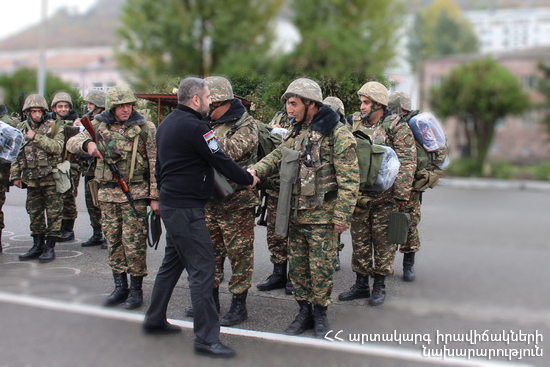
[178, 77, 207, 105]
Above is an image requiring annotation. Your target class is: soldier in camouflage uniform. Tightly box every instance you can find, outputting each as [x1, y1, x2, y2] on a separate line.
[256, 109, 292, 294]
[388, 91, 447, 282]
[77, 90, 107, 249]
[323, 96, 347, 271]
[0, 87, 20, 252]
[249, 78, 359, 338]
[11, 94, 65, 263]
[339, 82, 417, 306]
[185, 76, 259, 327]
[67, 85, 158, 309]
[50, 92, 81, 242]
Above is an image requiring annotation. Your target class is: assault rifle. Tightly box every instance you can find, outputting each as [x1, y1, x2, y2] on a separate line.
[80, 115, 141, 217]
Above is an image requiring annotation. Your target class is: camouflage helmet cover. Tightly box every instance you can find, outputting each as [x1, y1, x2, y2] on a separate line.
[23, 94, 49, 112]
[105, 85, 136, 110]
[51, 91, 73, 108]
[323, 96, 345, 117]
[357, 81, 389, 107]
[389, 91, 411, 112]
[281, 78, 323, 105]
[204, 76, 234, 103]
[85, 89, 106, 108]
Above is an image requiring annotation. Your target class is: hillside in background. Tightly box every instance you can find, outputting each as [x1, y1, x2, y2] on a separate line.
[0, 0, 125, 50]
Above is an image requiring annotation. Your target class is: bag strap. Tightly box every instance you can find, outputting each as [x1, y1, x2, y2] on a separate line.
[129, 135, 139, 181]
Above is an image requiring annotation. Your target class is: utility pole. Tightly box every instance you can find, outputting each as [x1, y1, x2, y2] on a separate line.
[38, 0, 47, 96]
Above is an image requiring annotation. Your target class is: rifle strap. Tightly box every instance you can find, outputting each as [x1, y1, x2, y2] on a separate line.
[129, 134, 139, 181]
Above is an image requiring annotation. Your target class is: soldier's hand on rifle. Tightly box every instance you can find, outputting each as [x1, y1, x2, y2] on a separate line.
[13, 179, 22, 189]
[150, 200, 160, 215]
[335, 224, 348, 233]
[87, 142, 104, 160]
[26, 129, 35, 140]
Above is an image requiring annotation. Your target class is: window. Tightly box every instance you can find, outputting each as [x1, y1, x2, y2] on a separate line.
[92, 83, 103, 90]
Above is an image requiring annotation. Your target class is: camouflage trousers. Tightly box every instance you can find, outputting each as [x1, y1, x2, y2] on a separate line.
[288, 222, 337, 307]
[84, 175, 102, 228]
[100, 200, 148, 277]
[350, 196, 397, 277]
[206, 206, 255, 294]
[399, 191, 422, 254]
[62, 171, 80, 220]
[266, 194, 288, 264]
[0, 163, 10, 230]
[26, 184, 63, 237]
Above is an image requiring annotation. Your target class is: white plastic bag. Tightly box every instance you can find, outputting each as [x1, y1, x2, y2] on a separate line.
[0, 121, 24, 163]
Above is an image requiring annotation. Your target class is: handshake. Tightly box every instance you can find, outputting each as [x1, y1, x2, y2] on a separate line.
[247, 169, 260, 189]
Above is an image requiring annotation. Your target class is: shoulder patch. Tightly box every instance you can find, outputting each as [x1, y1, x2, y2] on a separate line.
[203, 130, 220, 154]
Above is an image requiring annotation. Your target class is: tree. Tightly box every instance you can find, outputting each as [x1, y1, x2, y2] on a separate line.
[430, 57, 529, 175]
[408, 0, 479, 72]
[115, 0, 283, 89]
[271, 0, 404, 116]
[0, 68, 83, 118]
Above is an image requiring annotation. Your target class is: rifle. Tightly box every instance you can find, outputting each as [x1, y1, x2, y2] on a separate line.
[80, 115, 141, 217]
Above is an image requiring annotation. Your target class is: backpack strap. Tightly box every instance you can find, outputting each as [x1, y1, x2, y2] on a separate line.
[129, 134, 140, 181]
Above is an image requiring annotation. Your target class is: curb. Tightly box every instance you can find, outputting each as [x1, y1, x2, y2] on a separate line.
[439, 177, 550, 192]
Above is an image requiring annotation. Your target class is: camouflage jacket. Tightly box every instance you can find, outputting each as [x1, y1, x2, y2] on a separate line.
[269, 110, 292, 129]
[356, 110, 417, 202]
[10, 119, 64, 187]
[66, 109, 158, 203]
[251, 105, 359, 226]
[206, 99, 259, 211]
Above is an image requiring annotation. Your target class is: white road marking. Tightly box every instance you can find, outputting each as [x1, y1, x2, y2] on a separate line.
[0, 292, 532, 367]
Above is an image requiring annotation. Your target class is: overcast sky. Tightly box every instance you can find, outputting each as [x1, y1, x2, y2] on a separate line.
[1, 0, 98, 42]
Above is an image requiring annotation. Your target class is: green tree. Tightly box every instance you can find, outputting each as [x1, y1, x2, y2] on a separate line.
[430, 57, 529, 175]
[408, 0, 479, 72]
[115, 0, 283, 89]
[0, 68, 83, 118]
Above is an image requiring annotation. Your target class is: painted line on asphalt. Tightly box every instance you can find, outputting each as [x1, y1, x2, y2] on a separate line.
[0, 292, 533, 367]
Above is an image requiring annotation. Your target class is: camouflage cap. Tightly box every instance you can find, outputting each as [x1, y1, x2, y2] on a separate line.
[357, 81, 389, 107]
[323, 96, 345, 117]
[204, 76, 234, 103]
[389, 91, 411, 112]
[281, 78, 323, 105]
[23, 94, 49, 112]
[105, 85, 136, 110]
[85, 89, 106, 108]
[51, 92, 73, 108]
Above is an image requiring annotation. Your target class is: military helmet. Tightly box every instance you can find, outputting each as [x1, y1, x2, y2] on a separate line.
[204, 76, 234, 103]
[357, 81, 389, 107]
[323, 96, 345, 117]
[389, 91, 411, 112]
[51, 92, 73, 108]
[281, 78, 323, 105]
[23, 94, 49, 112]
[84, 89, 106, 108]
[105, 85, 136, 110]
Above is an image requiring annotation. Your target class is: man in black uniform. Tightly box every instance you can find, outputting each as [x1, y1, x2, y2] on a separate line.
[143, 77, 257, 358]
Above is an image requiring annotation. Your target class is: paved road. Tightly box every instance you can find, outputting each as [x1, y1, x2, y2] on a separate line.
[0, 179, 548, 367]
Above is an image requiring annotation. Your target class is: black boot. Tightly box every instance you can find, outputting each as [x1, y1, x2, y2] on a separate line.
[19, 234, 45, 260]
[220, 290, 248, 326]
[369, 274, 386, 306]
[313, 305, 330, 338]
[38, 236, 56, 263]
[184, 287, 220, 317]
[82, 226, 105, 247]
[103, 272, 129, 307]
[101, 238, 108, 249]
[338, 274, 370, 301]
[285, 276, 294, 295]
[58, 219, 75, 242]
[403, 252, 416, 282]
[124, 275, 143, 309]
[284, 300, 313, 335]
[256, 262, 287, 291]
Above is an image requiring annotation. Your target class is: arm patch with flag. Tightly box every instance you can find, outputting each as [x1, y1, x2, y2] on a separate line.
[203, 130, 220, 153]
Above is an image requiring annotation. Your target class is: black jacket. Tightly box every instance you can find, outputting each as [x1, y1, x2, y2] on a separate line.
[155, 104, 253, 208]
